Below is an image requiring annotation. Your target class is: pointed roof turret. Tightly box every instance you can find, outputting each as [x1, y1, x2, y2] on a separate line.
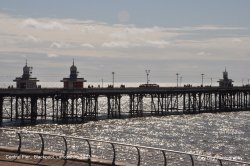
[218, 67, 233, 87]
[70, 59, 77, 70]
[14, 60, 39, 88]
[61, 59, 86, 89]
[223, 67, 228, 80]
[70, 59, 78, 79]
[23, 59, 32, 79]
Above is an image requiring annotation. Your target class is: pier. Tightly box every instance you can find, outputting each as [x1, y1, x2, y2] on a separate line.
[0, 86, 250, 126]
[0, 62, 249, 125]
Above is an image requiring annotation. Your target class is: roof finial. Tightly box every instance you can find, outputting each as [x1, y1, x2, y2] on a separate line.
[25, 59, 27, 66]
[225, 67, 227, 72]
[73, 58, 74, 66]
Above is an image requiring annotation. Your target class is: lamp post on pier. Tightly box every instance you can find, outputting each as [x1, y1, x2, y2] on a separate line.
[180, 76, 182, 87]
[112, 72, 115, 87]
[176, 73, 179, 87]
[201, 74, 204, 87]
[145, 70, 150, 84]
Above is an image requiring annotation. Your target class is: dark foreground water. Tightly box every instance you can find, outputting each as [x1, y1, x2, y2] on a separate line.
[3, 111, 249, 163]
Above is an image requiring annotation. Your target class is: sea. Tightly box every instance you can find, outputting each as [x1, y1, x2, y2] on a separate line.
[0, 82, 249, 165]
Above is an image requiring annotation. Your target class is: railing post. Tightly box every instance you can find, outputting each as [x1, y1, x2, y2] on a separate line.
[218, 159, 223, 166]
[38, 134, 44, 156]
[110, 143, 116, 165]
[189, 154, 195, 166]
[62, 136, 68, 157]
[85, 139, 92, 165]
[162, 150, 167, 166]
[17, 133, 22, 155]
[135, 147, 140, 166]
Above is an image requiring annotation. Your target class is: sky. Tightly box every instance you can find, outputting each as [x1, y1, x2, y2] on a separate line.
[0, 0, 250, 85]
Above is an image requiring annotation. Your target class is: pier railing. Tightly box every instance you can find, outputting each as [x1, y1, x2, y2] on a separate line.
[0, 128, 249, 166]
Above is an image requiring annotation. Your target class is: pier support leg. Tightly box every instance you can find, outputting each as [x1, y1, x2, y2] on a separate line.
[44, 98, 47, 120]
[219, 93, 222, 112]
[75, 98, 78, 120]
[187, 93, 191, 113]
[31, 97, 37, 124]
[159, 94, 164, 115]
[56, 98, 59, 122]
[129, 94, 143, 117]
[0, 97, 3, 126]
[107, 96, 111, 118]
[10, 97, 13, 121]
[107, 95, 121, 118]
[183, 93, 186, 113]
[21, 97, 24, 123]
[81, 97, 85, 121]
[94, 96, 98, 119]
[61, 97, 68, 122]
[198, 93, 202, 113]
[52, 97, 55, 121]
[176, 93, 179, 113]
[192, 93, 197, 113]
[15, 97, 18, 120]
[71, 98, 75, 120]
[84, 95, 98, 120]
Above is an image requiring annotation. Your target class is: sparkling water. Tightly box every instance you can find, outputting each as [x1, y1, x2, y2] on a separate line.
[0, 82, 249, 164]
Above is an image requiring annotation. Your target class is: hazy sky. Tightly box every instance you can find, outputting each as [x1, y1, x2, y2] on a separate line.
[0, 0, 250, 85]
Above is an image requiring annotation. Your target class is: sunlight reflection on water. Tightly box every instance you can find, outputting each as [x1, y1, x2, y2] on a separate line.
[1, 82, 249, 163]
[6, 111, 250, 162]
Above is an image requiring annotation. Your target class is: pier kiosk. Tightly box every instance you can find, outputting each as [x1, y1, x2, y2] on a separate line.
[13, 61, 39, 89]
[218, 68, 233, 87]
[61, 60, 86, 89]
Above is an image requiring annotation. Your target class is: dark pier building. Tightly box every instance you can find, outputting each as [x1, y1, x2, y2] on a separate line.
[13, 61, 39, 89]
[61, 60, 86, 89]
[218, 68, 233, 87]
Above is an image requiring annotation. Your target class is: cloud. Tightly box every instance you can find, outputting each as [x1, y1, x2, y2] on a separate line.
[102, 41, 140, 48]
[231, 38, 242, 43]
[196, 51, 211, 56]
[0, 12, 249, 62]
[81, 43, 95, 48]
[102, 41, 130, 48]
[47, 53, 59, 58]
[50, 42, 95, 49]
[146, 40, 170, 48]
[164, 25, 248, 32]
[102, 40, 170, 49]
[50, 42, 63, 49]
[81, 25, 96, 32]
[22, 18, 68, 31]
[110, 31, 128, 39]
[50, 42, 73, 49]
[192, 25, 248, 31]
[25, 35, 40, 43]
